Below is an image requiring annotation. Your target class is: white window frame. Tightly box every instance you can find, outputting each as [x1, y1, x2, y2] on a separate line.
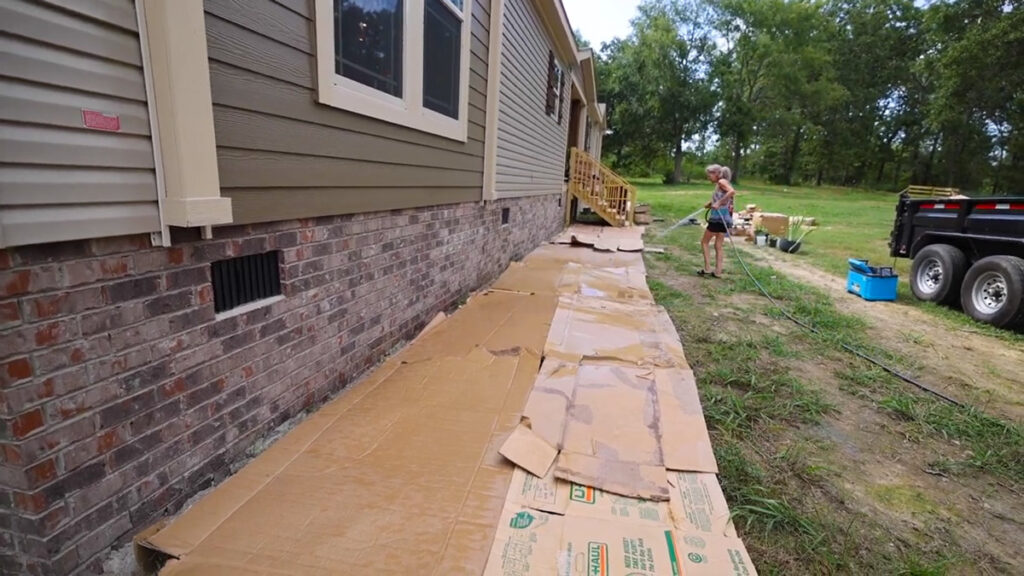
[314, 0, 472, 142]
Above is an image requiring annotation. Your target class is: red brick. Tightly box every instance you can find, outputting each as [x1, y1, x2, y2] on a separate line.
[10, 408, 45, 438]
[96, 427, 123, 454]
[0, 270, 30, 296]
[21, 286, 105, 322]
[33, 320, 79, 348]
[32, 343, 95, 377]
[1, 443, 22, 466]
[26, 458, 57, 488]
[197, 284, 214, 306]
[44, 382, 123, 425]
[61, 256, 133, 287]
[90, 235, 151, 256]
[159, 377, 187, 400]
[80, 302, 146, 336]
[17, 416, 97, 464]
[86, 346, 152, 383]
[1, 357, 33, 386]
[0, 300, 20, 328]
[13, 491, 48, 514]
[0, 250, 11, 270]
[168, 247, 186, 265]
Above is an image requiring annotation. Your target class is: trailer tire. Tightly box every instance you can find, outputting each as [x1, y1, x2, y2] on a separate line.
[960, 256, 1024, 329]
[910, 244, 967, 305]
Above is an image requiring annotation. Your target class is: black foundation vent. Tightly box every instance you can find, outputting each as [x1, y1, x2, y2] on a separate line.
[501, 207, 510, 225]
[211, 251, 282, 313]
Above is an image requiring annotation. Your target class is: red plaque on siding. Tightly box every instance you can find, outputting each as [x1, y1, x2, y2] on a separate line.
[81, 109, 121, 132]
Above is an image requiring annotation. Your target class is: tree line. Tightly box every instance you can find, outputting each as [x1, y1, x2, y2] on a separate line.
[590, 0, 1023, 194]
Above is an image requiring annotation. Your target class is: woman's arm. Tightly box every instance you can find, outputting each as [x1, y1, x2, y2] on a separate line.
[712, 179, 736, 209]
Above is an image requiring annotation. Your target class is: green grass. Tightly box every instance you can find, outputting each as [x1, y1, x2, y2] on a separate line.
[644, 225, 1021, 573]
[635, 178, 1024, 344]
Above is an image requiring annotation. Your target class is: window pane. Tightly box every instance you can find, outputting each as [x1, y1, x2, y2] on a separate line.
[423, 0, 461, 119]
[335, 0, 403, 97]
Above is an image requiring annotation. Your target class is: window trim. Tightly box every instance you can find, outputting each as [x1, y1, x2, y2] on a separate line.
[314, 0, 472, 142]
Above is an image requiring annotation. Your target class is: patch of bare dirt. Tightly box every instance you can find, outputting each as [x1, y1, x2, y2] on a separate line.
[747, 247, 1024, 424]
[646, 253, 1023, 573]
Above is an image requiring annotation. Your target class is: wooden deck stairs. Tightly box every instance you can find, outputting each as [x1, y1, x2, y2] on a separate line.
[567, 148, 637, 227]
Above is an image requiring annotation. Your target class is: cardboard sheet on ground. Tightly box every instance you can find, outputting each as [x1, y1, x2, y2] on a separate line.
[486, 469, 757, 576]
[554, 364, 669, 501]
[138, 288, 557, 575]
[545, 295, 688, 367]
[656, 369, 719, 474]
[528, 244, 646, 270]
[557, 263, 651, 302]
[502, 360, 705, 501]
[136, 237, 752, 575]
[558, 224, 646, 253]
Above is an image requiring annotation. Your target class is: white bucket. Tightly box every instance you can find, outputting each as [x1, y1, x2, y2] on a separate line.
[756, 235, 767, 247]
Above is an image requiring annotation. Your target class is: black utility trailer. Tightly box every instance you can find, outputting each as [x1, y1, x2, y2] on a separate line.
[890, 195, 1024, 329]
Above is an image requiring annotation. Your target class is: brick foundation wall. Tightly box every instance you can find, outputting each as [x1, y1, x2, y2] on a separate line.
[0, 194, 564, 575]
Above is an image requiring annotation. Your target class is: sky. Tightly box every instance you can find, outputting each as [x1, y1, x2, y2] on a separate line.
[561, 0, 641, 52]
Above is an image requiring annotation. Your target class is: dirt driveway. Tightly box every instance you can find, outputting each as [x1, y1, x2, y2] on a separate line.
[747, 246, 1024, 423]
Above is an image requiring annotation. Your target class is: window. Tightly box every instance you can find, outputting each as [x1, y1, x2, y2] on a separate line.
[548, 50, 557, 115]
[556, 71, 565, 124]
[316, 0, 472, 141]
[335, 0, 403, 97]
[423, 0, 461, 119]
[211, 252, 282, 314]
[545, 51, 565, 123]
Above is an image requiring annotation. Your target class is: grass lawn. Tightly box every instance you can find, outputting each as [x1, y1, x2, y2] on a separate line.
[633, 177, 1023, 343]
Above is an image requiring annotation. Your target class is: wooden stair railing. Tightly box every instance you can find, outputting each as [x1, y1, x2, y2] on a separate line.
[567, 148, 637, 227]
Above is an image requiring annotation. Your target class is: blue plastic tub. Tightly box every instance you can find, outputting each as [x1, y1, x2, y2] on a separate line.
[847, 259, 898, 301]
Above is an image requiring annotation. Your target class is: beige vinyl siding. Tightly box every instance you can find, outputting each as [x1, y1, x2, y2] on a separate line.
[206, 0, 491, 224]
[493, 0, 570, 198]
[0, 0, 160, 248]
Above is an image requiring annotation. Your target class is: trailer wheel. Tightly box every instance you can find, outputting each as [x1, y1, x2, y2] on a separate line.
[960, 256, 1024, 329]
[910, 244, 966, 305]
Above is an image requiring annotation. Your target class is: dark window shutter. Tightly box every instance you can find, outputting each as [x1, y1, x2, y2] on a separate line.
[557, 72, 566, 124]
[545, 50, 556, 115]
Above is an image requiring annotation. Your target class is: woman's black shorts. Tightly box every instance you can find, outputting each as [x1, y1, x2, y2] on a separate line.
[706, 220, 729, 234]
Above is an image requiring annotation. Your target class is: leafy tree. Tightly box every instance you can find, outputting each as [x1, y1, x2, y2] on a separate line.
[593, 0, 1024, 194]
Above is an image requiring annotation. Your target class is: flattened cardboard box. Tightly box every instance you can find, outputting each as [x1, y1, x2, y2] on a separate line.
[485, 508, 682, 576]
[139, 289, 558, 575]
[545, 295, 688, 367]
[656, 369, 718, 474]
[487, 471, 757, 576]
[501, 361, 717, 500]
[554, 364, 669, 501]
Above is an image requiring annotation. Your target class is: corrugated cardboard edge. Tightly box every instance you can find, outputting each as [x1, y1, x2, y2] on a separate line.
[498, 420, 559, 479]
[132, 520, 168, 573]
[411, 311, 447, 344]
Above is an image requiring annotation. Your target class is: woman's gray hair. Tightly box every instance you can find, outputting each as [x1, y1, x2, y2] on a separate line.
[705, 164, 733, 181]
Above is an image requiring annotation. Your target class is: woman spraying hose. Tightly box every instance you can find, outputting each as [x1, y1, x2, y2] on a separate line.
[698, 164, 736, 278]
